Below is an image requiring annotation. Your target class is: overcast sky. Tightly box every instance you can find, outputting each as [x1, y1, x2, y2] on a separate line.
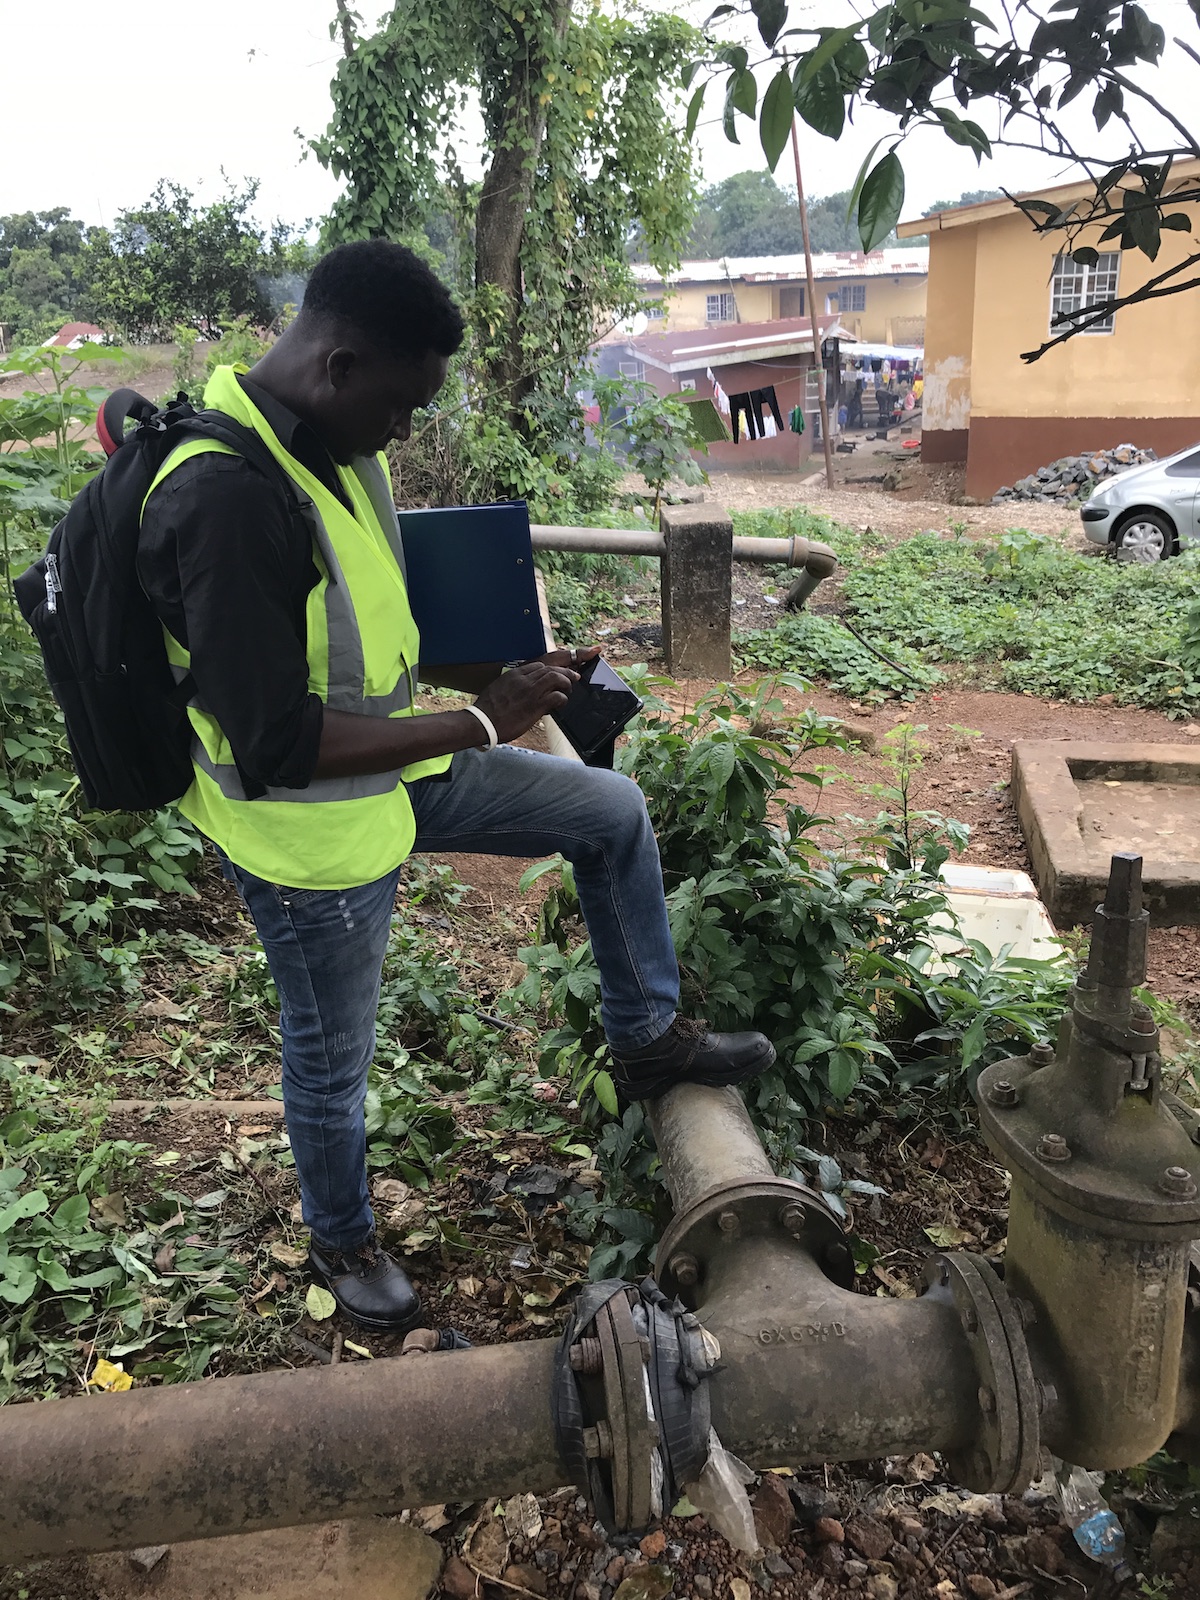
[6, 0, 1196, 235]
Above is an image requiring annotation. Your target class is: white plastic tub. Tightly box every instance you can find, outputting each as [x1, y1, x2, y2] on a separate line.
[931, 863, 1063, 964]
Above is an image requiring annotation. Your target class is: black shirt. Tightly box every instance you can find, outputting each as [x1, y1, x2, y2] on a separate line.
[137, 378, 349, 790]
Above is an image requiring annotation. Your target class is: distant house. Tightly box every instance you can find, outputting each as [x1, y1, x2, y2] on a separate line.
[42, 322, 107, 350]
[595, 315, 851, 471]
[632, 249, 928, 348]
[896, 164, 1200, 498]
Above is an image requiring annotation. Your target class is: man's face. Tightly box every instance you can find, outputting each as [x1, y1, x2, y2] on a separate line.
[320, 345, 450, 463]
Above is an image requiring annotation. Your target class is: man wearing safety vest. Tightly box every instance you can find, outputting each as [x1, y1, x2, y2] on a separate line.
[139, 241, 774, 1333]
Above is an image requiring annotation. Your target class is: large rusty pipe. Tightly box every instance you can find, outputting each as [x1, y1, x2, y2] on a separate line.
[648, 1084, 776, 1215]
[702, 1239, 981, 1467]
[0, 1340, 564, 1562]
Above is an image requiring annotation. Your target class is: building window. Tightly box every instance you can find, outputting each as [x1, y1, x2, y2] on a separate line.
[706, 292, 737, 323]
[843, 283, 866, 312]
[779, 285, 804, 318]
[618, 358, 645, 382]
[1050, 252, 1120, 334]
[645, 300, 664, 320]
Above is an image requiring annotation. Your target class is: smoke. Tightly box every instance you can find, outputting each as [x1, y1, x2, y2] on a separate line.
[258, 271, 309, 319]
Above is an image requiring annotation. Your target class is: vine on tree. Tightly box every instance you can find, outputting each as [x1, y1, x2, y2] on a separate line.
[311, 0, 699, 437]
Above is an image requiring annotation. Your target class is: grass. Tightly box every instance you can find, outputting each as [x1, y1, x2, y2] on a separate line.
[734, 517, 1200, 714]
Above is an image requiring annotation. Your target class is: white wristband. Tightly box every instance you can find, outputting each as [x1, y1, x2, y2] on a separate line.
[464, 704, 499, 750]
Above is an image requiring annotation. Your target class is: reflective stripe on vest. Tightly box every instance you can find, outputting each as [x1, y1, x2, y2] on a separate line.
[142, 367, 451, 890]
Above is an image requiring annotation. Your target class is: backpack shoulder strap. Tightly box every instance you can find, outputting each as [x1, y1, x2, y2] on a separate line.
[188, 413, 311, 504]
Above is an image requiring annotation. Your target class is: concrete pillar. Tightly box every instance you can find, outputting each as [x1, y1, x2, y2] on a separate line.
[660, 504, 733, 679]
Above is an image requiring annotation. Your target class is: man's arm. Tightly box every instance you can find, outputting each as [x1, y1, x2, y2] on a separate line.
[314, 652, 591, 777]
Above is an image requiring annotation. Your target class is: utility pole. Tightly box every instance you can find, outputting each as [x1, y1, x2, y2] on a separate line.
[790, 118, 835, 490]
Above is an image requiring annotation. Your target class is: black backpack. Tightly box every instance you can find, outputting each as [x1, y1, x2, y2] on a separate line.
[15, 389, 290, 812]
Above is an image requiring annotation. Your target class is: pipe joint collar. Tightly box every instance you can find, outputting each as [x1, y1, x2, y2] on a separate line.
[654, 1178, 853, 1305]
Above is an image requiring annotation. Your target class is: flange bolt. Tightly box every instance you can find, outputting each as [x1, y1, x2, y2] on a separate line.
[1161, 1166, 1198, 1198]
[668, 1252, 700, 1287]
[779, 1202, 806, 1236]
[988, 1079, 1018, 1108]
[977, 1385, 996, 1414]
[569, 1337, 603, 1375]
[1029, 1042, 1056, 1066]
[1036, 1132, 1071, 1162]
[583, 1421, 613, 1459]
[717, 1209, 740, 1236]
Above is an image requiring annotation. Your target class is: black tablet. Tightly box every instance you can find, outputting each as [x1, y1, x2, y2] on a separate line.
[551, 656, 644, 763]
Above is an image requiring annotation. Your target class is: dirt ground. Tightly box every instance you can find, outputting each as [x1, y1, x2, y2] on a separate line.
[678, 466, 1077, 543]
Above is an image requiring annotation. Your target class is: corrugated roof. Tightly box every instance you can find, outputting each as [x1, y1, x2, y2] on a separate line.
[621, 314, 850, 373]
[897, 156, 1200, 236]
[42, 321, 106, 348]
[634, 248, 928, 288]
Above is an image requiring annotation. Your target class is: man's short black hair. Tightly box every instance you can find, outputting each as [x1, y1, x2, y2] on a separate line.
[302, 240, 465, 364]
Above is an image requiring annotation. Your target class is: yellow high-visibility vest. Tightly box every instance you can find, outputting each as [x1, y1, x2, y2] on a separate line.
[142, 365, 450, 890]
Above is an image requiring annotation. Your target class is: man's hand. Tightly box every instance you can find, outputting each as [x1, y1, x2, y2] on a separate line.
[473, 648, 598, 744]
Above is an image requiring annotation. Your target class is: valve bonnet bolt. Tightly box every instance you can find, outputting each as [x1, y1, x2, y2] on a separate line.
[978, 1385, 995, 1414]
[1029, 1042, 1055, 1066]
[988, 1079, 1018, 1107]
[717, 1209, 740, 1236]
[1162, 1166, 1197, 1198]
[961, 1308, 978, 1334]
[779, 1202, 806, 1236]
[669, 1252, 700, 1287]
[1036, 1133, 1071, 1162]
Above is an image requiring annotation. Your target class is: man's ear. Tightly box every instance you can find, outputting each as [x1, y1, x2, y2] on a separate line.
[326, 347, 357, 391]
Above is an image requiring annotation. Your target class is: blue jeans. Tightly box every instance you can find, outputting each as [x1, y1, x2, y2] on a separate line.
[221, 746, 679, 1249]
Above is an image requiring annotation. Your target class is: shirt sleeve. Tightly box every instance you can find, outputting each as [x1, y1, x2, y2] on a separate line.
[138, 452, 324, 789]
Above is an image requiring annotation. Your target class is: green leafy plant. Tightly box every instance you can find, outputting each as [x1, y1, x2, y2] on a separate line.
[738, 520, 1200, 716]
[0, 345, 203, 1015]
[512, 671, 1076, 1279]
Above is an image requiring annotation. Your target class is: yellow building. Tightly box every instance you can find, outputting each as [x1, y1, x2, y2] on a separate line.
[633, 249, 927, 347]
[897, 168, 1200, 498]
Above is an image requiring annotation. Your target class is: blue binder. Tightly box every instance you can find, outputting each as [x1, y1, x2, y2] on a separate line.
[396, 500, 548, 666]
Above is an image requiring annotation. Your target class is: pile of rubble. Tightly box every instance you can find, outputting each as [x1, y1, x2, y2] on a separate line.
[992, 443, 1157, 504]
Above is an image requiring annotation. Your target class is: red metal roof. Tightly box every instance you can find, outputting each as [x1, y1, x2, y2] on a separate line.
[624, 315, 849, 373]
[44, 322, 106, 347]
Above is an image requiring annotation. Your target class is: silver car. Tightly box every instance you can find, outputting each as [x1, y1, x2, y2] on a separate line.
[1080, 444, 1200, 562]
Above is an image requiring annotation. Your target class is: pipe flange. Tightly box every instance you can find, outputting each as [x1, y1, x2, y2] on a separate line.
[655, 1179, 851, 1304]
[552, 1279, 715, 1535]
[595, 1289, 656, 1532]
[921, 1253, 1040, 1495]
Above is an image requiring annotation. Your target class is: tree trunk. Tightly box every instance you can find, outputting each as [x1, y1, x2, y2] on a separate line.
[475, 1, 571, 426]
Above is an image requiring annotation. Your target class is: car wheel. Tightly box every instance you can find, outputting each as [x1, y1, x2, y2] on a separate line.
[1113, 511, 1176, 563]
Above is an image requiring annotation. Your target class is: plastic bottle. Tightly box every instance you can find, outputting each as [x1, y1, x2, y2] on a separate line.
[1052, 1458, 1130, 1574]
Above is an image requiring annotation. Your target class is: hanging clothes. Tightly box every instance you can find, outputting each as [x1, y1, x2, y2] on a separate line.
[706, 367, 731, 416]
[729, 392, 759, 443]
[750, 386, 784, 432]
[789, 404, 806, 435]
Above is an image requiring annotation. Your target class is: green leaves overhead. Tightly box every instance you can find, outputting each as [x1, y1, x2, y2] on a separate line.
[690, 0, 1200, 349]
[857, 151, 906, 252]
[793, 63, 846, 141]
[758, 68, 795, 170]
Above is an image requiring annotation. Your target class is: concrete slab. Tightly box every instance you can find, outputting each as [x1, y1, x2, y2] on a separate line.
[80, 1519, 442, 1600]
[1011, 742, 1200, 927]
